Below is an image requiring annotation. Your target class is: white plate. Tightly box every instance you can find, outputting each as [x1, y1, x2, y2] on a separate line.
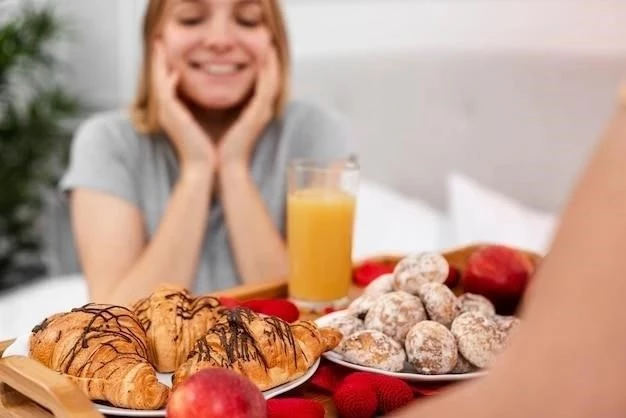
[3, 335, 320, 417]
[315, 310, 487, 382]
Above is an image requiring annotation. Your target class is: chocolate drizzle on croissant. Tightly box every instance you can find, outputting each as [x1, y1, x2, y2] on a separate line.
[174, 307, 342, 391]
[134, 288, 221, 332]
[32, 317, 50, 334]
[189, 307, 300, 370]
[132, 284, 224, 372]
[58, 305, 150, 374]
[191, 308, 266, 368]
[29, 303, 169, 410]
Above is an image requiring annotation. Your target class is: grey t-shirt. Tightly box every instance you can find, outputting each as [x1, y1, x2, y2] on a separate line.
[60, 100, 355, 294]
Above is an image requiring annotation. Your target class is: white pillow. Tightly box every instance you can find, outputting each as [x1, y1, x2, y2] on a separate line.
[447, 172, 556, 254]
[353, 179, 446, 260]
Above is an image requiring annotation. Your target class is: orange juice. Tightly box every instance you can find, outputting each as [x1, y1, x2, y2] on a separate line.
[287, 188, 356, 302]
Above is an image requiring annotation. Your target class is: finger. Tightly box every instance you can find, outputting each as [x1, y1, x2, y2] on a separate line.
[167, 71, 180, 97]
[153, 42, 179, 100]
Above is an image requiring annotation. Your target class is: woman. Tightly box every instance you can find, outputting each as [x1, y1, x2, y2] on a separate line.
[393, 87, 626, 417]
[61, 0, 354, 306]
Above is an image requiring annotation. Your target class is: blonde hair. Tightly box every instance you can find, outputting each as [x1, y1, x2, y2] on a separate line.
[130, 0, 291, 134]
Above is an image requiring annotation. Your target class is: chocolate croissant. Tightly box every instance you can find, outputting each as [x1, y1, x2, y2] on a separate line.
[132, 284, 223, 373]
[173, 307, 342, 390]
[29, 304, 169, 410]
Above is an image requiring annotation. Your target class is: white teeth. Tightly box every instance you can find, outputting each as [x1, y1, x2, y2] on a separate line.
[200, 64, 238, 75]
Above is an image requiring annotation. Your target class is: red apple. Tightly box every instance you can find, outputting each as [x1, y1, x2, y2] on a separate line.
[462, 245, 534, 314]
[353, 260, 395, 287]
[167, 368, 266, 418]
[444, 266, 461, 289]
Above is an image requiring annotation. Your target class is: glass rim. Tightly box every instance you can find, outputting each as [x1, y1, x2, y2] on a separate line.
[289, 156, 360, 173]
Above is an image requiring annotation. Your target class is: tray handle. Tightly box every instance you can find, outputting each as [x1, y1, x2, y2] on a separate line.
[0, 356, 102, 418]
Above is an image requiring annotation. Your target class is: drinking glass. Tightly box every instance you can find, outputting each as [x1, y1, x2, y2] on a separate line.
[286, 158, 359, 311]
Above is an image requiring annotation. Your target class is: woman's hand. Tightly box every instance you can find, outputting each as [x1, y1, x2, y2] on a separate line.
[153, 41, 216, 170]
[217, 46, 280, 168]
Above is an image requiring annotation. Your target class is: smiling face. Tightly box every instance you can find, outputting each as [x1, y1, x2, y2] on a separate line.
[159, 0, 273, 110]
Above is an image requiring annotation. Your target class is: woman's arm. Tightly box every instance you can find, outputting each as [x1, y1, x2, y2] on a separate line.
[217, 161, 289, 284]
[392, 103, 626, 417]
[214, 48, 288, 284]
[72, 164, 214, 306]
[71, 42, 221, 306]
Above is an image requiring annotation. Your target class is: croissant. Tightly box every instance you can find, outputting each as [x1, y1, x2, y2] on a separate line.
[173, 307, 342, 390]
[29, 304, 169, 410]
[133, 284, 223, 373]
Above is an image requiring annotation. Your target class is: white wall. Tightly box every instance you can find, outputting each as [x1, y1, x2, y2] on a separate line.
[55, 0, 626, 108]
[286, 0, 626, 57]
[55, 0, 144, 108]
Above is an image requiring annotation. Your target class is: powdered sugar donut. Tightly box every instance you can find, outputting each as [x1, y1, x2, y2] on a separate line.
[338, 330, 406, 372]
[347, 293, 379, 318]
[417, 282, 461, 328]
[405, 321, 458, 375]
[363, 273, 395, 296]
[451, 312, 504, 368]
[458, 293, 496, 317]
[364, 291, 427, 344]
[451, 352, 477, 374]
[323, 312, 364, 340]
[495, 315, 521, 334]
[495, 315, 521, 347]
[393, 252, 449, 295]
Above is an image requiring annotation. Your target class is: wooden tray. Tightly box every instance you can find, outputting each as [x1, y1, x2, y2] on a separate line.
[0, 279, 288, 418]
[352, 243, 541, 275]
[0, 244, 541, 417]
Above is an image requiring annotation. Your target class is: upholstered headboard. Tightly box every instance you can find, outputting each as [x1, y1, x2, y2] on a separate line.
[292, 50, 626, 213]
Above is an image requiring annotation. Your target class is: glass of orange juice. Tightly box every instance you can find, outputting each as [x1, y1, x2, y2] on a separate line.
[287, 158, 359, 311]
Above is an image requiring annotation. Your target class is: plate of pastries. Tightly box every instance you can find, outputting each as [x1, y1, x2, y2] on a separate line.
[316, 248, 530, 382]
[2, 285, 342, 417]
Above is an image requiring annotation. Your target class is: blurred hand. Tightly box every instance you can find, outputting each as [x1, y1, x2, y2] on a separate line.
[153, 41, 216, 171]
[217, 46, 280, 168]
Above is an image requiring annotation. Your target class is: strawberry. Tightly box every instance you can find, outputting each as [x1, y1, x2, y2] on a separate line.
[333, 379, 377, 418]
[241, 299, 300, 323]
[342, 372, 414, 414]
[369, 375, 414, 414]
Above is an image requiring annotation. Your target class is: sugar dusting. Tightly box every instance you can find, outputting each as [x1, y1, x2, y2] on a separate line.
[363, 273, 395, 296]
[495, 315, 522, 347]
[451, 312, 503, 368]
[364, 291, 427, 344]
[458, 293, 496, 317]
[451, 351, 477, 374]
[324, 312, 364, 340]
[338, 330, 406, 372]
[417, 282, 460, 328]
[405, 321, 458, 375]
[347, 293, 379, 318]
[393, 252, 449, 295]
